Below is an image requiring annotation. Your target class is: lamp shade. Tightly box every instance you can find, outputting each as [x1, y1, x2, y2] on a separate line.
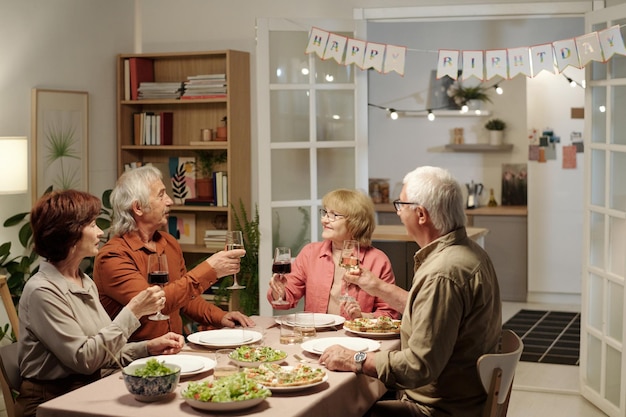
[0, 137, 28, 194]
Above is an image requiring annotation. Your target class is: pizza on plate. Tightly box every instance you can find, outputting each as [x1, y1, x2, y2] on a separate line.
[344, 316, 401, 333]
[245, 363, 326, 387]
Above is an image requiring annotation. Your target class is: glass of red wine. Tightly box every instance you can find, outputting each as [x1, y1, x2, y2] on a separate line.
[147, 253, 169, 321]
[271, 247, 291, 306]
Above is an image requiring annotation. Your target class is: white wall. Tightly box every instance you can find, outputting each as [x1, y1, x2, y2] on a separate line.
[0, 0, 134, 328]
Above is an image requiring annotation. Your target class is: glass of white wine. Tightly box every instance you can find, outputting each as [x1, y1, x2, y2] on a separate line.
[271, 247, 291, 306]
[339, 240, 360, 302]
[225, 230, 245, 289]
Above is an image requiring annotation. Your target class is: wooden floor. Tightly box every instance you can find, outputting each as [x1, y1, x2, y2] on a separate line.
[503, 302, 607, 417]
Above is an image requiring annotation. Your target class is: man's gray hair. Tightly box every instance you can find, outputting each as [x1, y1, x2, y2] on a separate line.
[403, 166, 466, 234]
[110, 165, 163, 236]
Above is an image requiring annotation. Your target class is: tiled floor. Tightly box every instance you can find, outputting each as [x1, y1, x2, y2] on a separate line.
[0, 302, 608, 417]
[503, 302, 607, 417]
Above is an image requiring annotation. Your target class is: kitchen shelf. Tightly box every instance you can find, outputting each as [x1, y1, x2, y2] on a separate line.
[444, 144, 513, 152]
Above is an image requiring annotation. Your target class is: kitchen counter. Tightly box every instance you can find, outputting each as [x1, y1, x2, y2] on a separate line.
[373, 225, 489, 242]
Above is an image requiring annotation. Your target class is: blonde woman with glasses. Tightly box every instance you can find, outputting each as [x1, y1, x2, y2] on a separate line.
[267, 189, 400, 319]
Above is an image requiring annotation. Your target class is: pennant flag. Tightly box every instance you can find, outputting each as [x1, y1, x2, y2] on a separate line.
[553, 39, 580, 72]
[383, 44, 406, 75]
[306, 27, 329, 58]
[437, 50, 459, 80]
[345, 38, 367, 69]
[485, 49, 508, 80]
[530, 43, 555, 76]
[462, 50, 484, 80]
[323, 33, 347, 64]
[507, 47, 531, 78]
[576, 32, 603, 66]
[364, 42, 386, 72]
[599, 25, 626, 60]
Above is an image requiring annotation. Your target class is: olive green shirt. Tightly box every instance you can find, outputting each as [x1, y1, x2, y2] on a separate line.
[375, 227, 502, 417]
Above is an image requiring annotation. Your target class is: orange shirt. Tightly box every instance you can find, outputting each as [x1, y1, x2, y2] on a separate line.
[93, 231, 226, 341]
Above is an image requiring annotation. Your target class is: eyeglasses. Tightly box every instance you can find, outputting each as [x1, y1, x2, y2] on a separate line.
[319, 208, 345, 221]
[393, 199, 419, 211]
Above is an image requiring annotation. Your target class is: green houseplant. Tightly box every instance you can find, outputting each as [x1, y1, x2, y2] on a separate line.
[447, 82, 492, 108]
[485, 118, 506, 131]
[195, 150, 227, 200]
[485, 118, 506, 145]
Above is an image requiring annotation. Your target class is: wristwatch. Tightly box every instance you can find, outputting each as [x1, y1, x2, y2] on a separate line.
[354, 351, 367, 373]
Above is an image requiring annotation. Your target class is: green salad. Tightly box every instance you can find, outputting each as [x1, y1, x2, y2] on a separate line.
[133, 358, 175, 377]
[230, 345, 287, 363]
[182, 373, 271, 403]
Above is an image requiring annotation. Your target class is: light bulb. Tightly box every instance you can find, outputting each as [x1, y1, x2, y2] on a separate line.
[427, 110, 435, 121]
[495, 84, 503, 95]
[388, 108, 399, 120]
[460, 105, 469, 113]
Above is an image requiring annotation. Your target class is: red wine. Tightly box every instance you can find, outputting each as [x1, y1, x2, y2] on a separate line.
[272, 262, 291, 274]
[148, 271, 169, 285]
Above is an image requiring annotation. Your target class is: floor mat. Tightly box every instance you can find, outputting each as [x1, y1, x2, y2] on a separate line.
[502, 309, 580, 366]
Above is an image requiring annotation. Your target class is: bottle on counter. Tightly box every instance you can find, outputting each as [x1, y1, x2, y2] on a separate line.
[488, 188, 498, 207]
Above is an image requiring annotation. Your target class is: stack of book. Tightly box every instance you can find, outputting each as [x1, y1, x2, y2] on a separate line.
[181, 74, 227, 99]
[133, 111, 173, 145]
[138, 82, 183, 100]
[204, 230, 227, 251]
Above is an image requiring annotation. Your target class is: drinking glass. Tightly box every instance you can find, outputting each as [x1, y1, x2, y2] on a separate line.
[213, 349, 240, 379]
[147, 253, 169, 321]
[271, 247, 291, 306]
[339, 240, 360, 302]
[225, 230, 245, 289]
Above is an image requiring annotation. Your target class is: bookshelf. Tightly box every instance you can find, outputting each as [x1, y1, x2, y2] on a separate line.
[116, 50, 251, 259]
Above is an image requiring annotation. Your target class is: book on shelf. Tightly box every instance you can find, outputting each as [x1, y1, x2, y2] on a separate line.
[222, 173, 228, 207]
[187, 74, 226, 80]
[160, 111, 173, 145]
[123, 59, 130, 101]
[133, 112, 173, 145]
[138, 81, 183, 100]
[184, 197, 215, 206]
[180, 93, 227, 100]
[128, 57, 154, 100]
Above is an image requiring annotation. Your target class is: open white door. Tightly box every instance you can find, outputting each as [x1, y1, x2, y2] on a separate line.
[582, 4, 626, 416]
[255, 18, 368, 316]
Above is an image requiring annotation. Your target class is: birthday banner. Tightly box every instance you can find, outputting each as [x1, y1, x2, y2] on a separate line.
[305, 25, 626, 80]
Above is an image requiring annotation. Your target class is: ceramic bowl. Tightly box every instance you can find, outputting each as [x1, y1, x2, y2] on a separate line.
[122, 363, 181, 402]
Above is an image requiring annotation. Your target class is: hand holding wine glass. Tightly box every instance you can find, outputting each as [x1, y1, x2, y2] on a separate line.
[339, 240, 360, 302]
[225, 231, 246, 289]
[147, 253, 169, 321]
[271, 247, 291, 306]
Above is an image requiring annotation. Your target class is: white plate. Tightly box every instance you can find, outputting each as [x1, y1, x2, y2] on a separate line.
[184, 396, 265, 412]
[187, 329, 262, 348]
[129, 355, 215, 376]
[276, 313, 345, 329]
[344, 327, 401, 338]
[301, 337, 381, 355]
[256, 366, 329, 392]
[229, 347, 288, 368]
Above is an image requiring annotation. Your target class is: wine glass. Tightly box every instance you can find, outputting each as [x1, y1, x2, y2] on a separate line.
[147, 253, 169, 321]
[271, 247, 291, 306]
[339, 240, 360, 302]
[225, 230, 246, 289]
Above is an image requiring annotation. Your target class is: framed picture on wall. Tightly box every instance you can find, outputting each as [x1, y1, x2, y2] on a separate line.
[31, 88, 89, 204]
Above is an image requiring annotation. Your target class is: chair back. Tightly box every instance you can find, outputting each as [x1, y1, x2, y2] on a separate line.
[0, 275, 18, 340]
[0, 342, 21, 417]
[477, 329, 523, 417]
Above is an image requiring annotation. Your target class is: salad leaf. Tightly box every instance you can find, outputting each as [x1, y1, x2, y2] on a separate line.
[133, 358, 175, 377]
[182, 373, 271, 403]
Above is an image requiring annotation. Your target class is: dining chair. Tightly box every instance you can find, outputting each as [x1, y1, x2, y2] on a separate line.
[477, 329, 524, 417]
[0, 275, 18, 340]
[0, 342, 20, 417]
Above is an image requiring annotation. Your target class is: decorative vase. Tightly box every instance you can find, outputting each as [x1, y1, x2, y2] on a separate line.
[466, 99, 482, 111]
[489, 130, 504, 145]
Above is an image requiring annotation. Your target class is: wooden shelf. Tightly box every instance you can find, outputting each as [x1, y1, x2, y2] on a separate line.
[443, 144, 513, 152]
[401, 110, 491, 117]
[116, 50, 251, 249]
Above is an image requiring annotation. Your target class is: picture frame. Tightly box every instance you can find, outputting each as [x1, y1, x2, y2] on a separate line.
[31, 88, 89, 203]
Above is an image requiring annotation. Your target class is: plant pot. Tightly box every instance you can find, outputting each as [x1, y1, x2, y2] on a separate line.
[489, 130, 504, 145]
[196, 178, 214, 201]
[466, 99, 482, 111]
[215, 126, 227, 141]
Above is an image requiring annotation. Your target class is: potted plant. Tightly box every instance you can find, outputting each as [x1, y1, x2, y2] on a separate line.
[447, 82, 492, 109]
[485, 118, 506, 145]
[195, 150, 227, 201]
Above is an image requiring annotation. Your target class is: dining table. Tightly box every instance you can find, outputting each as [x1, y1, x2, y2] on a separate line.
[36, 315, 401, 417]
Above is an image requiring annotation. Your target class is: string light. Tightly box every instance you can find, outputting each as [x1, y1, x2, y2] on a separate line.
[389, 108, 399, 120]
[563, 75, 584, 88]
[427, 110, 435, 121]
[494, 84, 503, 95]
